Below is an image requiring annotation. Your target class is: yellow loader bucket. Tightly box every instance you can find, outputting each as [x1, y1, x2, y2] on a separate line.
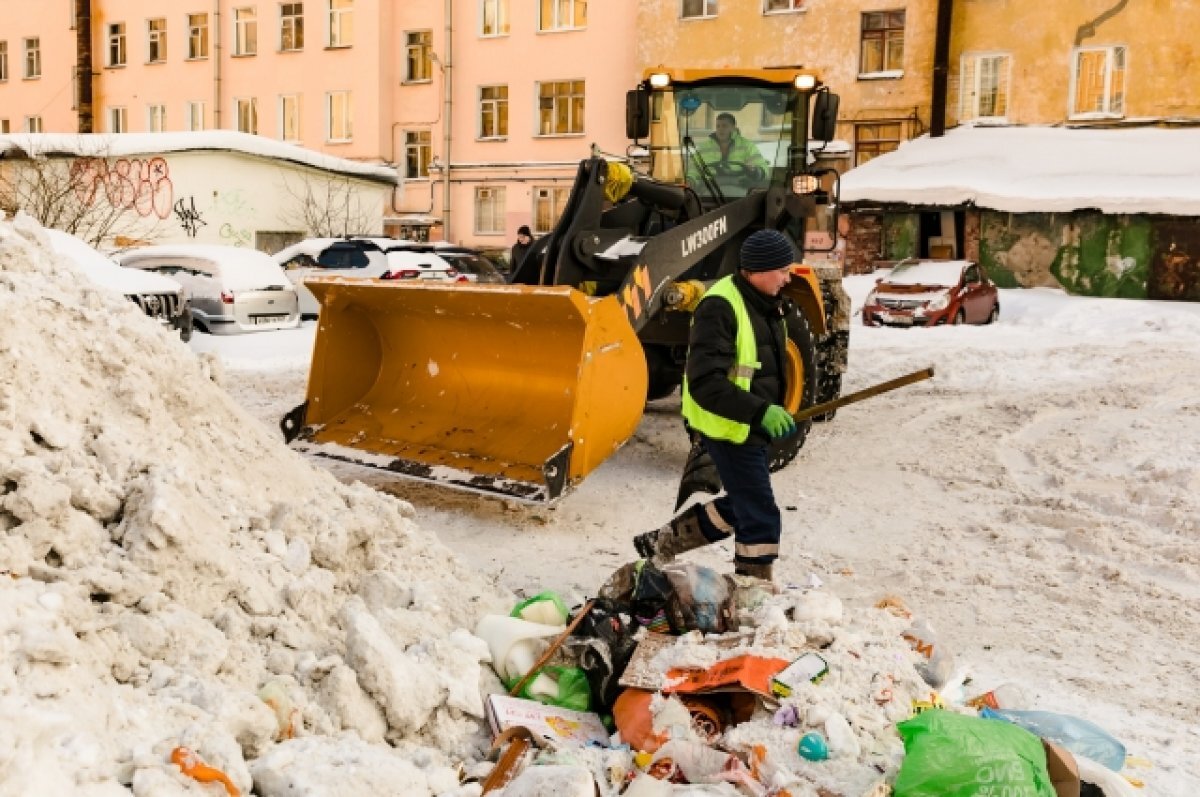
[285, 278, 648, 502]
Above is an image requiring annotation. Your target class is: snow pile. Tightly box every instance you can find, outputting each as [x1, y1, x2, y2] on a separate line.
[0, 214, 508, 796]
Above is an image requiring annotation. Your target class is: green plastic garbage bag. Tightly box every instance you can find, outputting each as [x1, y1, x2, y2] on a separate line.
[505, 666, 592, 712]
[894, 710, 1057, 797]
[510, 591, 569, 626]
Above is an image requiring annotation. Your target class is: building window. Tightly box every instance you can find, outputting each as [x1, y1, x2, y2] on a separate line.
[148, 104, 167, 132]
[475, 187, 506, 234]
[236, 97, 259, 134]
[1070, 45, 1126, 118]
[763, 0, 802, 12]
[854, 121, 902, 166]
[860, 10, 904, 74]
[404, 130, 431, 178]
[538, 0, 586, 31]
[328, 0, 353, 47]
[24, 37, 41, 78]
[405, 31, 432, 82]
[481, 0, 509, 36]
[327, 91, 352, 141]
[0, 120, 9, 133]
[0, 41, 7, 81]
[537, 80, 584, 135]
[533, 186, 570, 234]
[188, 13, 209, 59]
[107, 23, 126, 66]
[234, 8, 258, 55]
[281, 3, 304, 50]
[147, 18, 167, 62]
[108, 107, 128, 133]
[280, 94, 301, 141]
[479, 85, 508, 139]
[682, 0, 717, 19]
[24, 116, 43, 133]
[959, 53, 1010, 122]
[186, 101, 206, 131]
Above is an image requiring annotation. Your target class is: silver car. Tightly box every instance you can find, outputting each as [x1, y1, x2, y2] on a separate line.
[118, 245, 300, 334]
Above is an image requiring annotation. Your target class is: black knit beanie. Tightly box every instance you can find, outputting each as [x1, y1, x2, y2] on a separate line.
[740, 229, 796, 272]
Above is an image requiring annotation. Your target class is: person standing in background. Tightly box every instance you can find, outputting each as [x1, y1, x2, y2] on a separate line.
[510, 225, 534, 273]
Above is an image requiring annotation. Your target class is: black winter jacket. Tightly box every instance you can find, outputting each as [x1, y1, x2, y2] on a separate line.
[685, 274, 790, 447]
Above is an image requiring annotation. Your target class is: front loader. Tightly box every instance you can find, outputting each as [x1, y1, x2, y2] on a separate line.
[282, 68, 852, 502]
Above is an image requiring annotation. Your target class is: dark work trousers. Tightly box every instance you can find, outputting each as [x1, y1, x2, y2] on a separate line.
[692, 435, 782, 566]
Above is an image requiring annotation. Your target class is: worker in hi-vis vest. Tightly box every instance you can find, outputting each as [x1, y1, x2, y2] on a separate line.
[634, 229, 799, 583]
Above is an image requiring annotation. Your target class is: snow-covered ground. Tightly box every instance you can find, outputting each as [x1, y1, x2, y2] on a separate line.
[203, 275, 1200, 796]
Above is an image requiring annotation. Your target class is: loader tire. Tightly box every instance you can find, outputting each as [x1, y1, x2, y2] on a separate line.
[645, 344, 683, 402]
[768, 306, 818, 473]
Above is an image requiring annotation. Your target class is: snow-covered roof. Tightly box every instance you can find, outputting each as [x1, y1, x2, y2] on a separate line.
[0, 131, 397, 185]
[840, 125, 1200, 215]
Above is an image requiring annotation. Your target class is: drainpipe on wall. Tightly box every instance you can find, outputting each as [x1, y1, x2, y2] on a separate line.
[213, 0, 222, 128]
[442, 0, 453, 241]
[75, 0, 94, 133]
[930, 0, 953, 137]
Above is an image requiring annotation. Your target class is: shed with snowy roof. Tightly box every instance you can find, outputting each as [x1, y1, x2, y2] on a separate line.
[838, 125, 1200, 301]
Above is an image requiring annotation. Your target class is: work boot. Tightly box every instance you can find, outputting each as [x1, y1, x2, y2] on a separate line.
[734, 561, 774, 581]
[633, 506, 712, 565]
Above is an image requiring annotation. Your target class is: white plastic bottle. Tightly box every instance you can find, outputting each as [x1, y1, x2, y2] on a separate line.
[967, 682, 1028, 710]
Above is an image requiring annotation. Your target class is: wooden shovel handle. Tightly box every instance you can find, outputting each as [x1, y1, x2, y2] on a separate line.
[507, 599, 596, 698]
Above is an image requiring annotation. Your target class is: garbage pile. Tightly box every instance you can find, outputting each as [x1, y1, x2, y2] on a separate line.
[471, 559, 1139, 797]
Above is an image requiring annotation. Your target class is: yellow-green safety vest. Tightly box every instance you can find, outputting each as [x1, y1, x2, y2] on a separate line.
[681, 276, 762, 443]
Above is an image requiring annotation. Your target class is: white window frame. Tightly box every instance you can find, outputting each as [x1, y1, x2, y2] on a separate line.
[536, 79, 585, 136]
[481, 0, 509, 36]
[405, 30, 432, 83]
[328, 0, 353, 47]
[538, 0, 586, 32]
[326, 91, 352, 142]
[108, 106, 128, 133]
[532, 186, 570, 235]
[474, 186, 506, 235]
[763, 0, 802, 14]
[681, 0, 717, 19]
[236, 97, 259, 134]
[147, 103, 167, 132]
[188, 13, 209, 59]
[234, 7, 258, 56]
[280, 2, 304, 51]
[404, 129, 431, 178]
[186, 101, 206, 131]
[25, 115, 43, 133]
[24, 37, 41, 78]
[147, 18, 167, 63]
[958, 52, 1011, 122]
[107, 22, 127, 67]
[1069, 45, 1127, 120]
[478, 84, 508, 140]
[0, 41, 8, 81]
[280, 94, 301, 142]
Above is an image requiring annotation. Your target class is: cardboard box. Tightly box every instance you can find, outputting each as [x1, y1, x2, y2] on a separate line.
[769, 652, 829, 699]
[484, 694, 610, 748]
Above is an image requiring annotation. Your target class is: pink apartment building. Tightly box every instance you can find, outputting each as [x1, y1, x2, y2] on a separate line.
[0, 0, 636, 250]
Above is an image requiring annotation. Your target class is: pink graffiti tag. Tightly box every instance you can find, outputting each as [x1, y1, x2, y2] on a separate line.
[71, 156, 174, 220]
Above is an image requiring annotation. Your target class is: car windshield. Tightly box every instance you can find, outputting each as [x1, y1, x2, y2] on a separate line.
[440, 252, 501, 277]
[886, 260, 967, 288]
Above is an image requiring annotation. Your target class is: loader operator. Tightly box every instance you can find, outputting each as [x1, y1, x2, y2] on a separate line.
[634, 229, 799, 582]
[690, 112, 771, 185]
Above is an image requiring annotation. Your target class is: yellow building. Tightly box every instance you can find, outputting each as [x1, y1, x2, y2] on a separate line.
[949, 0, 1200, 126]
[636, 0, 941, 167]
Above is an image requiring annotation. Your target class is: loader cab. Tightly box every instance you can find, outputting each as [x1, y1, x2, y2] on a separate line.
[629, 68, 841, 251]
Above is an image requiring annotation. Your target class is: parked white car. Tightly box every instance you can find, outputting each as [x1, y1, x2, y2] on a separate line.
[46, 229, 193, 341]
[118, 245, 300, 334]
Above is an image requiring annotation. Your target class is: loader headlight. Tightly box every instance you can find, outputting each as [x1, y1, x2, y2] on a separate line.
[792, 174, 820, 195]
[795, 74, 817, 91]
[649, 72, 671, 88]
[927, 293, 950, 311]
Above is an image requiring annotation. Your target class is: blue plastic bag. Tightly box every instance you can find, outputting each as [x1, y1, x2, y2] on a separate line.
[981, 707, 1126, 771]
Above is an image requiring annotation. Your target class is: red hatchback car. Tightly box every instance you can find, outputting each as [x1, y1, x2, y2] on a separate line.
[862, 259, 1000, 327]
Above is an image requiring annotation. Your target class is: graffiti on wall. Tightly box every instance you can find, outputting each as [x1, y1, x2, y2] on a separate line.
[173, 196, 207, 238]
[71, 157, 174, 220]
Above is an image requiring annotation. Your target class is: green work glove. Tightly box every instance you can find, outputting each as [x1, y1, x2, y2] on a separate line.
[761, 405, 797, 439]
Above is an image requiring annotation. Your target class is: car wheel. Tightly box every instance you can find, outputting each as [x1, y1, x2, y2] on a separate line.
[768, 306, 818, 473]
[952, 309, 966, 325]
[986, 304, 999, 324]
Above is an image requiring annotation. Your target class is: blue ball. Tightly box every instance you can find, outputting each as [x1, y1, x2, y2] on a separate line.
[798, 732, 829, 761]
